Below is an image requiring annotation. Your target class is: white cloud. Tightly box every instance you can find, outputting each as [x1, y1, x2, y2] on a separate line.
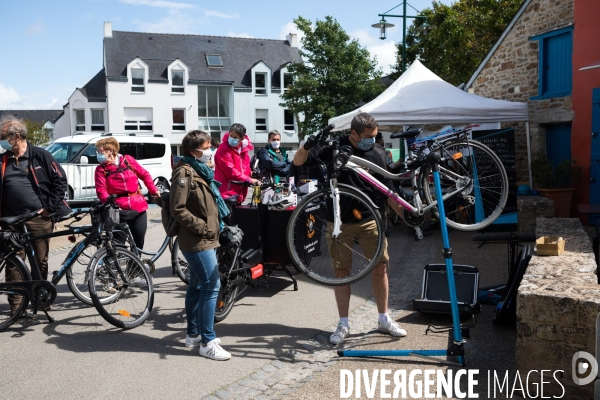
[0, 83, 63, 110]
[227, 31, 254, 38]
[119, 0, 194, 9]
[132, 10, 201, 33]
[203, 9, 239, 19]
[350, 28, 398, 75]
[27, 19, 47, 36]
[278, 21, 305, 49]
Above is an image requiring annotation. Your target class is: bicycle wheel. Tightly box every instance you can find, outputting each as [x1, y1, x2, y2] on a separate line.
[88, 247, 154, 329]
[172, 238, 190, 284]
[0, 255, 31, 331]
[214, 247, 238, 323]
[422, 139, 508, 231]
[286, 185, 384, 286]
[66, 241, 102, 306]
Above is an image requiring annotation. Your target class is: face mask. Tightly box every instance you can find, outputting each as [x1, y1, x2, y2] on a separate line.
[7, 135, 17, 147]
[196, 148, 212, 163]
[228, 137, 239, 148]
[97, 153, 108, 164]
[242, 138, 249, 148]
[356, 135, 375, 151]
[271, 140, 281, 149]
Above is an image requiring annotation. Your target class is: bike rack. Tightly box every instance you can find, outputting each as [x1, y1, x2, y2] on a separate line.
[337, 152, 467, 366]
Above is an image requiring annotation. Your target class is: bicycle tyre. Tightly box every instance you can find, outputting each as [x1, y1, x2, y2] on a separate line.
[422, 139, 509, 231]
[66, 241, 103, 306]
[172, 238, 190, 284]
[88, 247, 154, 329]
[214, 281, 238, 323]
[286, 185, 384, 286]
[0, 255, 31, 331]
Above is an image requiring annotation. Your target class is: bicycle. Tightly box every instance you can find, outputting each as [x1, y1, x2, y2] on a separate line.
[285, 124, 508, 286]
[0, 196, 153, 330]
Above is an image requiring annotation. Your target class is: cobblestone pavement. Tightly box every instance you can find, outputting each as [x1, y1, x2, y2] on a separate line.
[202, 230, 437, 400]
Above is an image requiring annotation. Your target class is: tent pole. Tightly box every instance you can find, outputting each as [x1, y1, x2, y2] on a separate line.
[526, 121, 532, 187]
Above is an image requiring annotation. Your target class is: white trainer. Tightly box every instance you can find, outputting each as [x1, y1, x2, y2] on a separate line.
[129, 276, 147, 287]
[329, 322, 350, 345]
[185, 334, 203, 348]
[378, 317, 407, 337]
[199, 338, 231, 361]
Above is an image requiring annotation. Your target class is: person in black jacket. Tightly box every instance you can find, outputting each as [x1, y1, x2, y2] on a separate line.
[257, 130, 291, 181]
[0, 116, 70, 315]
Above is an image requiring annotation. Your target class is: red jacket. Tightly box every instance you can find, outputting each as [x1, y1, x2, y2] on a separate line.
[95, 155, 158, 213]
[214, 132, 254, 204]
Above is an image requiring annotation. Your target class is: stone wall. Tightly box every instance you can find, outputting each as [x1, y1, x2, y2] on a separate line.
[516, 217, 599, 399]
[517, 196, 554, 233]
[468, 0, 574, 185]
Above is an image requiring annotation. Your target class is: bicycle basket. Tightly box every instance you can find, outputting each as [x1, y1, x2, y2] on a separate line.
[101, 205, 120, 228]
[219, 225, 243, 249]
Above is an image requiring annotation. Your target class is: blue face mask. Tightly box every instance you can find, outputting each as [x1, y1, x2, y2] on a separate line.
[228, 137, 240, 147]
[97, 153, 108, 164]
[356, 136, 375, 151]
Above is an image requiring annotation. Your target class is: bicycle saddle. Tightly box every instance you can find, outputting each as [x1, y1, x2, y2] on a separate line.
[0, 210, 40, 226]
[224, 196, 238, 205]
[390, 129, 423, 139]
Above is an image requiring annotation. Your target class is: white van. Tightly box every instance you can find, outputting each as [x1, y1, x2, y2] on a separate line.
[45, 133, 172, 201]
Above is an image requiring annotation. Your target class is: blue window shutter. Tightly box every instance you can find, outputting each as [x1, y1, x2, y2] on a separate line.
[546, 123, 572, 167]
[543, 32, 572, 96]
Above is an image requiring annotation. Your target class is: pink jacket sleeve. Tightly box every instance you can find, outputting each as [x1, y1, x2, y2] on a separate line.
[126, 155, 158, 194]
[95, 166, 109, 203]
[215, 148, 251, 182]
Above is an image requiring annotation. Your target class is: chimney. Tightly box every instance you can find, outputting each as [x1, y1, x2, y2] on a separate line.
[104, 22, 113, 38]
[286, 33, 298, 48]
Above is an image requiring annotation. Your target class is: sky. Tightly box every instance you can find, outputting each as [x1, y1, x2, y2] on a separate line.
[0, 0, 453, 110]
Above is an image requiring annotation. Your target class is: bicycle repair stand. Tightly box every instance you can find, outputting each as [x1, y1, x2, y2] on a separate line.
[338, 151, 467, 367]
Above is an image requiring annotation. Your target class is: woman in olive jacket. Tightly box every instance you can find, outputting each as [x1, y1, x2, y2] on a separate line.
[170, 130, 231, 361]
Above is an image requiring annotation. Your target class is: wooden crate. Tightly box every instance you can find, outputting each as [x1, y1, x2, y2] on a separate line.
[535, 236, 565, 256]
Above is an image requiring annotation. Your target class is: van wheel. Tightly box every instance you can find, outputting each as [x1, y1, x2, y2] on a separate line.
[155, 179, 170, 193]
[65, 187, 73, 201]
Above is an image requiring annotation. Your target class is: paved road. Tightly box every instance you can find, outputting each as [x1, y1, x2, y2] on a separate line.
[0, 218, 413, 399]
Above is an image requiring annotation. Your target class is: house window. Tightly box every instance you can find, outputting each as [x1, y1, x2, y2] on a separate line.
[124, 107, 152, 131]
[173, 109, 185, 131]
[91, 109, 105, 132]
[283, 73, 293, 91]
[198, 86, 231, 139]
[206, 55, 223, 67]
[131, 68, 145, 93]
[256, 109, 268, 132]
[255, 73, 267, 95]
[284, 109, 295, 131]
[531, 26, 573, 99]
[172, 70, 184, 93]
[75, 109, 85, 131]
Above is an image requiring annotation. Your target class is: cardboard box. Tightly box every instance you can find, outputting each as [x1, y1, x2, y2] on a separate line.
[535, 236, 565, 256]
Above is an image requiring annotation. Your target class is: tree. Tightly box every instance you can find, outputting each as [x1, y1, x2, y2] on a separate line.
[391, 0, 522, 86]
[23, 119, 51, 146]
[280, 16, 385, 139]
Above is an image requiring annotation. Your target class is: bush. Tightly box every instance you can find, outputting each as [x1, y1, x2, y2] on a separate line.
[530, 157, 581, 189]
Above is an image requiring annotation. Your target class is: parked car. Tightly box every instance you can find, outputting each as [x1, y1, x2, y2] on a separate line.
[45, 132, 172, 202]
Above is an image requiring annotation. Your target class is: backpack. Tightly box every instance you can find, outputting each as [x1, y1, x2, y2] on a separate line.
[154, 164, 195, 237]
[250, 153, 261, 179]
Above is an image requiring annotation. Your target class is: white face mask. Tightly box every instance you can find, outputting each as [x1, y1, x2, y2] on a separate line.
[270, 140, 281, 149]
[196, 148, 212, 163]
[242, 138, 249, 148]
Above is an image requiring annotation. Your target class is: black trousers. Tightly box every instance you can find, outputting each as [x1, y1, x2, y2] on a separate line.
[115, 211, 148, 250]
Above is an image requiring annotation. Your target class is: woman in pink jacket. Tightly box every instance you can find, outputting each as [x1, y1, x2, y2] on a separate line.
[214, 123, 260, 204]
[94, 137, 159, 250]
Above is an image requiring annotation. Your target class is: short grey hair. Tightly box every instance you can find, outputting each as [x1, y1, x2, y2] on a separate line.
[268, 130, 280, 140]
[0, 115, 28, 139]
[350, 113, 378, 135]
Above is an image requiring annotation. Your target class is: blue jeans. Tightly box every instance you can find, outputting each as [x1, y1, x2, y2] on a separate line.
[182, 249, 220, 344]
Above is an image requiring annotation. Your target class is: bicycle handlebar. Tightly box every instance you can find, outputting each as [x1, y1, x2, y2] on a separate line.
[316, 124, 335, 143]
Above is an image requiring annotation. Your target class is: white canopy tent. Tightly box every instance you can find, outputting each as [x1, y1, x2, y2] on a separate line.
[328, 59, 532, 184]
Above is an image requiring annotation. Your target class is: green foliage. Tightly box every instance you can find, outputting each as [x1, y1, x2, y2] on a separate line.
[530, 157, 582, 189]
[23, 119, 51, 146]
[391, 0, 522, 85]
[280, 16, 385, 139]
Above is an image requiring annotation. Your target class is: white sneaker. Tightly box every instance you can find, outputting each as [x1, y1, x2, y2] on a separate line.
[329, 322, 350, 345]
[378, 317, 407, 337]
[199, 338, 231, 360]
[185, 334, 202, 348]
[129, 277, 147, 287]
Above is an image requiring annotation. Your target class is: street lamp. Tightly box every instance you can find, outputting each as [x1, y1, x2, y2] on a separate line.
[373, 1, 429, 73]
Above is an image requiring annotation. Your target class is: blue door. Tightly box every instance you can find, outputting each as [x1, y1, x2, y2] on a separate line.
[590, 88, 600, 224]
[546, 123, 572, 167]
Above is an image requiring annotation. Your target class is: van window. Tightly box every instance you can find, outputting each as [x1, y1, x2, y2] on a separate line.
[46, 142, 86, 163]
[138, 143, 165, 160]
[119, 142, 137, 158]
[80, 144, 99, 164]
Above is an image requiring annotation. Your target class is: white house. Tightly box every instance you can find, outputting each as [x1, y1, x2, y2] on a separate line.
[54, 22, 303, 155]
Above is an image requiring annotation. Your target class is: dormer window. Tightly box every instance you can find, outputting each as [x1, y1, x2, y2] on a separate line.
[131, 68, 145, 92]
[172, 69, 184, 93]
[283, 73, 293, 91]
[206, 55, 223, 67]
[255, 73, 267, 95]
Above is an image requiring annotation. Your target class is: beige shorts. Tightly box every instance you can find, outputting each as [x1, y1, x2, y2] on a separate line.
[326, 219, 389, 270]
